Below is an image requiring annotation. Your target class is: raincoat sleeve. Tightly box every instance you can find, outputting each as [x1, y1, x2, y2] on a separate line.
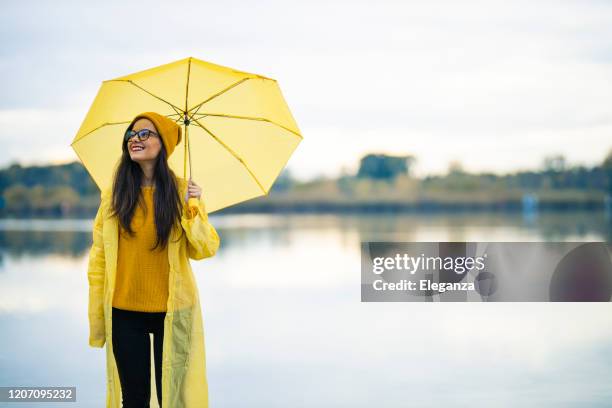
[87, 195, 106, 348]
[181, 196, 220, 260]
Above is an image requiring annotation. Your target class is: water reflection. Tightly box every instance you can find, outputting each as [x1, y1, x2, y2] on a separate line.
[0, 211, 611, 407]
[0, 211, 608, 260]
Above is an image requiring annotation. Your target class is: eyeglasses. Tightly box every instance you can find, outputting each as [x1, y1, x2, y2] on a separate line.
[124, 128, 159, 143]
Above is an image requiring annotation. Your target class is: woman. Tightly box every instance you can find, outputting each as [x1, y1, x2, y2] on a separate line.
[87, 111, 221, 407]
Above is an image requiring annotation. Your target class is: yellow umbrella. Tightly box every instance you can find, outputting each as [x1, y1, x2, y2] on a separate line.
[71, 56, 303, 213]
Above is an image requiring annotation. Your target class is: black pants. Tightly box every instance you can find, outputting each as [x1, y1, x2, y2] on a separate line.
[112, 307, 166, 407]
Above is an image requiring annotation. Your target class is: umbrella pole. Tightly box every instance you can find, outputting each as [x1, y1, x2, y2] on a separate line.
[183, 113, 192, 181]
[183, 121, 187, 180]
[188, 124, 192, 180]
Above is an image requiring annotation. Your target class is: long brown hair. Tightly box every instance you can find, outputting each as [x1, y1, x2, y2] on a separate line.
[109, 123, 185, 251]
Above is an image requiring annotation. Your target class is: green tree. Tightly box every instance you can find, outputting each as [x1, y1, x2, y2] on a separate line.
[270, 168, 295, 194]
[603, 148, 612, 195]
[357, 153, 415, 180]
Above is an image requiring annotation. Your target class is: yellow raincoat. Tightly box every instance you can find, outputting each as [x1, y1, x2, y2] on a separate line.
[87, 176, 220, 407]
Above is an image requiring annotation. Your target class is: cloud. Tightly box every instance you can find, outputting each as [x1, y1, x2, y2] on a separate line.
[1, 0, 612, 178]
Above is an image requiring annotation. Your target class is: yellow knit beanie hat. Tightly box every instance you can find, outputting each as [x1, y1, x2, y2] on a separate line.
[127, 112, 182, 158]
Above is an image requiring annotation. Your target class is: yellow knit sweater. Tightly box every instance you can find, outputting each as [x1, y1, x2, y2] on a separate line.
[112, 186, 169, 312]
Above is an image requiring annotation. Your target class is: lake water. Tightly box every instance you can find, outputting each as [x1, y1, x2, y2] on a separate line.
[1, 211, 611, 407]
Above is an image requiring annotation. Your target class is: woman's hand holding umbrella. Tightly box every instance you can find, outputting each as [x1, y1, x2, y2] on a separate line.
[184, 179, 205, 219]
[185, 178, 202, 204]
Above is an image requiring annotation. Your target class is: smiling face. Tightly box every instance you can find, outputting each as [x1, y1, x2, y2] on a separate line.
[126, 118, 163, 162]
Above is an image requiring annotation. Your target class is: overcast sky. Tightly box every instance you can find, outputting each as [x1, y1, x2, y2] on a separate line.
[1, 0, 611, 180]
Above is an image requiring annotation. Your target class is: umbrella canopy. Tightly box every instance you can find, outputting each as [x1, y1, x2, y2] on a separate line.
[71, 56, 302, 213]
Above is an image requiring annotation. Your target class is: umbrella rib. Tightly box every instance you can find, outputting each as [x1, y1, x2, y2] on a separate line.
[70, 121, 134, 145]
[190, 117, 267, 194]
[185, 57, 191, 113]
[192, 113, 303, 140]
[166, 113, 187, 125]
[106, 79, 185, 115]
[187, 78, 252, 119]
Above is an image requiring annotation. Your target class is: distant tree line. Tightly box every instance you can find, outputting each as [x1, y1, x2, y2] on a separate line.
[0, 148, 610, 217]
[353, 152, 612, 194]
[0, 162, 99, 217]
